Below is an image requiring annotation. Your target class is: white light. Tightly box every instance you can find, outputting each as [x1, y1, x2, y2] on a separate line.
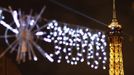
[48, 22, 53, 27]
[101, 39, 105, 42]
[68, 48, 71, 51]
[76, 57, 80, 61]
[67, 60, 70, 63]
[51, 37, 54, 40]
[79, 29, 84, 35]
[35, 31, 45, 36]
[90, 56, 94, 59]
[54, 27, 58, 30]
[87, 62, 90, 65]
[53, 32, 58, 37]
[43, 38, 52, 43]
[57, 37, 62, 40]
[44, 53, 54, 62]
[59, 56, 62, 59]
[80, 58, 84, 62]
[58, 47, 61, 50]
[88, 32, 91, 37]
[65, 56, 69, 59]
[47, 26, 50, 29]
[68, 52, 72, 56]
[53, 21, 58, 26]
[103, 42, 107, 46]
[54, 40, 58, 43]
[63, 48, 66, 53]
[29, 19, 35, 26]
[74, 61, 77, 65]
[98, 57, 102, 60]
[71, 61, 74, 65]
[91, 64, 94, 68]
[103, 52, 106, 56]
[77, 53, 82, 57]
[57, 60, 61, 63]
[72, 57, 75, 60]
[55, 51, 60, 55]
[55, 46, 59, 49]
[103, 66, 106, 70]
[12, 11, 20, 28]
[102, 35, 106, 38]
[96, 46, 100, 50]
[83, 34, 88, 39]
[87, 56, 91, 59]
[97, 38, 100, 41]
[96, 52, 99, 56]
[98, 32, 101, 35]
[85, 28, 89, 31]
[94, 66, 98, 69]
[50, 54, 54, 57]
[34, 56, 38, 61]
[76, 44, 80, 47]
[100, 46, 104, 49]
[59, 41, 62, 44]
[104, 57, 107, 60]
[102, 60, 106, 64]
[82, 49, 86, 53]
[95, 60, 99, 65]
[0, 9, 2, 14]
[0, 20, 19, 34]
[77, 47, 80, 50]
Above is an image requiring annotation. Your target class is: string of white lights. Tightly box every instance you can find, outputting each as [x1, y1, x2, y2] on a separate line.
[39, 20, 107, 69]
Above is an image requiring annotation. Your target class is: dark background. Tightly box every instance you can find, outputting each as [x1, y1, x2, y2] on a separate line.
[0, 0, 134, 75]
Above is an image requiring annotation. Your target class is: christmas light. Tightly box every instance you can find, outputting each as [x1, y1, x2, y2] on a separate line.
[0, 6, 107, 70]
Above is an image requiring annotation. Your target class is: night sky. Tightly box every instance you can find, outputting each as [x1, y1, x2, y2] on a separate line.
[0, 0, 134, 75]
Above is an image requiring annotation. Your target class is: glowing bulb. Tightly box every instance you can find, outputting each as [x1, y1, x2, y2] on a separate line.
[54, 40, 58, 43]
[57, 60, 61, 63]
[34, 56, 38, 61]
[103, 66, 106, 70]
[53, 21, 58, 26]
[102, 35, 106, 38]
[65, 56, 69, 59]
[53, 32, 58, 37]
[91, 64, 94, 68]
[63, 48, 67, 53]
[95, 60, 99, 65]
[74, 61, 77, 65]
[71, 61, 74, 65]
[72, 57, 75, 60]
[96, 52, 99, 56]
[102, 60, 106, 64]
[36, 31, 45, 36]
[80, 58, 84, 62]
[98, 57, 102, 60]
[50, 54, 54, 57]
[104, 57, 107, 60]
[76, 57, 80, 61]
[29, 19, 35, 26]
[43, 38, 52, 43]
[87, 62, 90, 65]
[68, 53, 72, 56]
[94, 66, 98, 69]
[67, 60, 70, 63]
[103, 52, 106, 56]
[55, 51, 60, 55]
[77, 53, 82, 57]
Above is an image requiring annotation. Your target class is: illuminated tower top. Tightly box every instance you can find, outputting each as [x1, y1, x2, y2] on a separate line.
[108, 0, 121, 29]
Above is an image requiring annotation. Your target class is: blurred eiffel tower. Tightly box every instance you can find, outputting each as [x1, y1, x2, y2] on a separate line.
[108, 0, 124, 75]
